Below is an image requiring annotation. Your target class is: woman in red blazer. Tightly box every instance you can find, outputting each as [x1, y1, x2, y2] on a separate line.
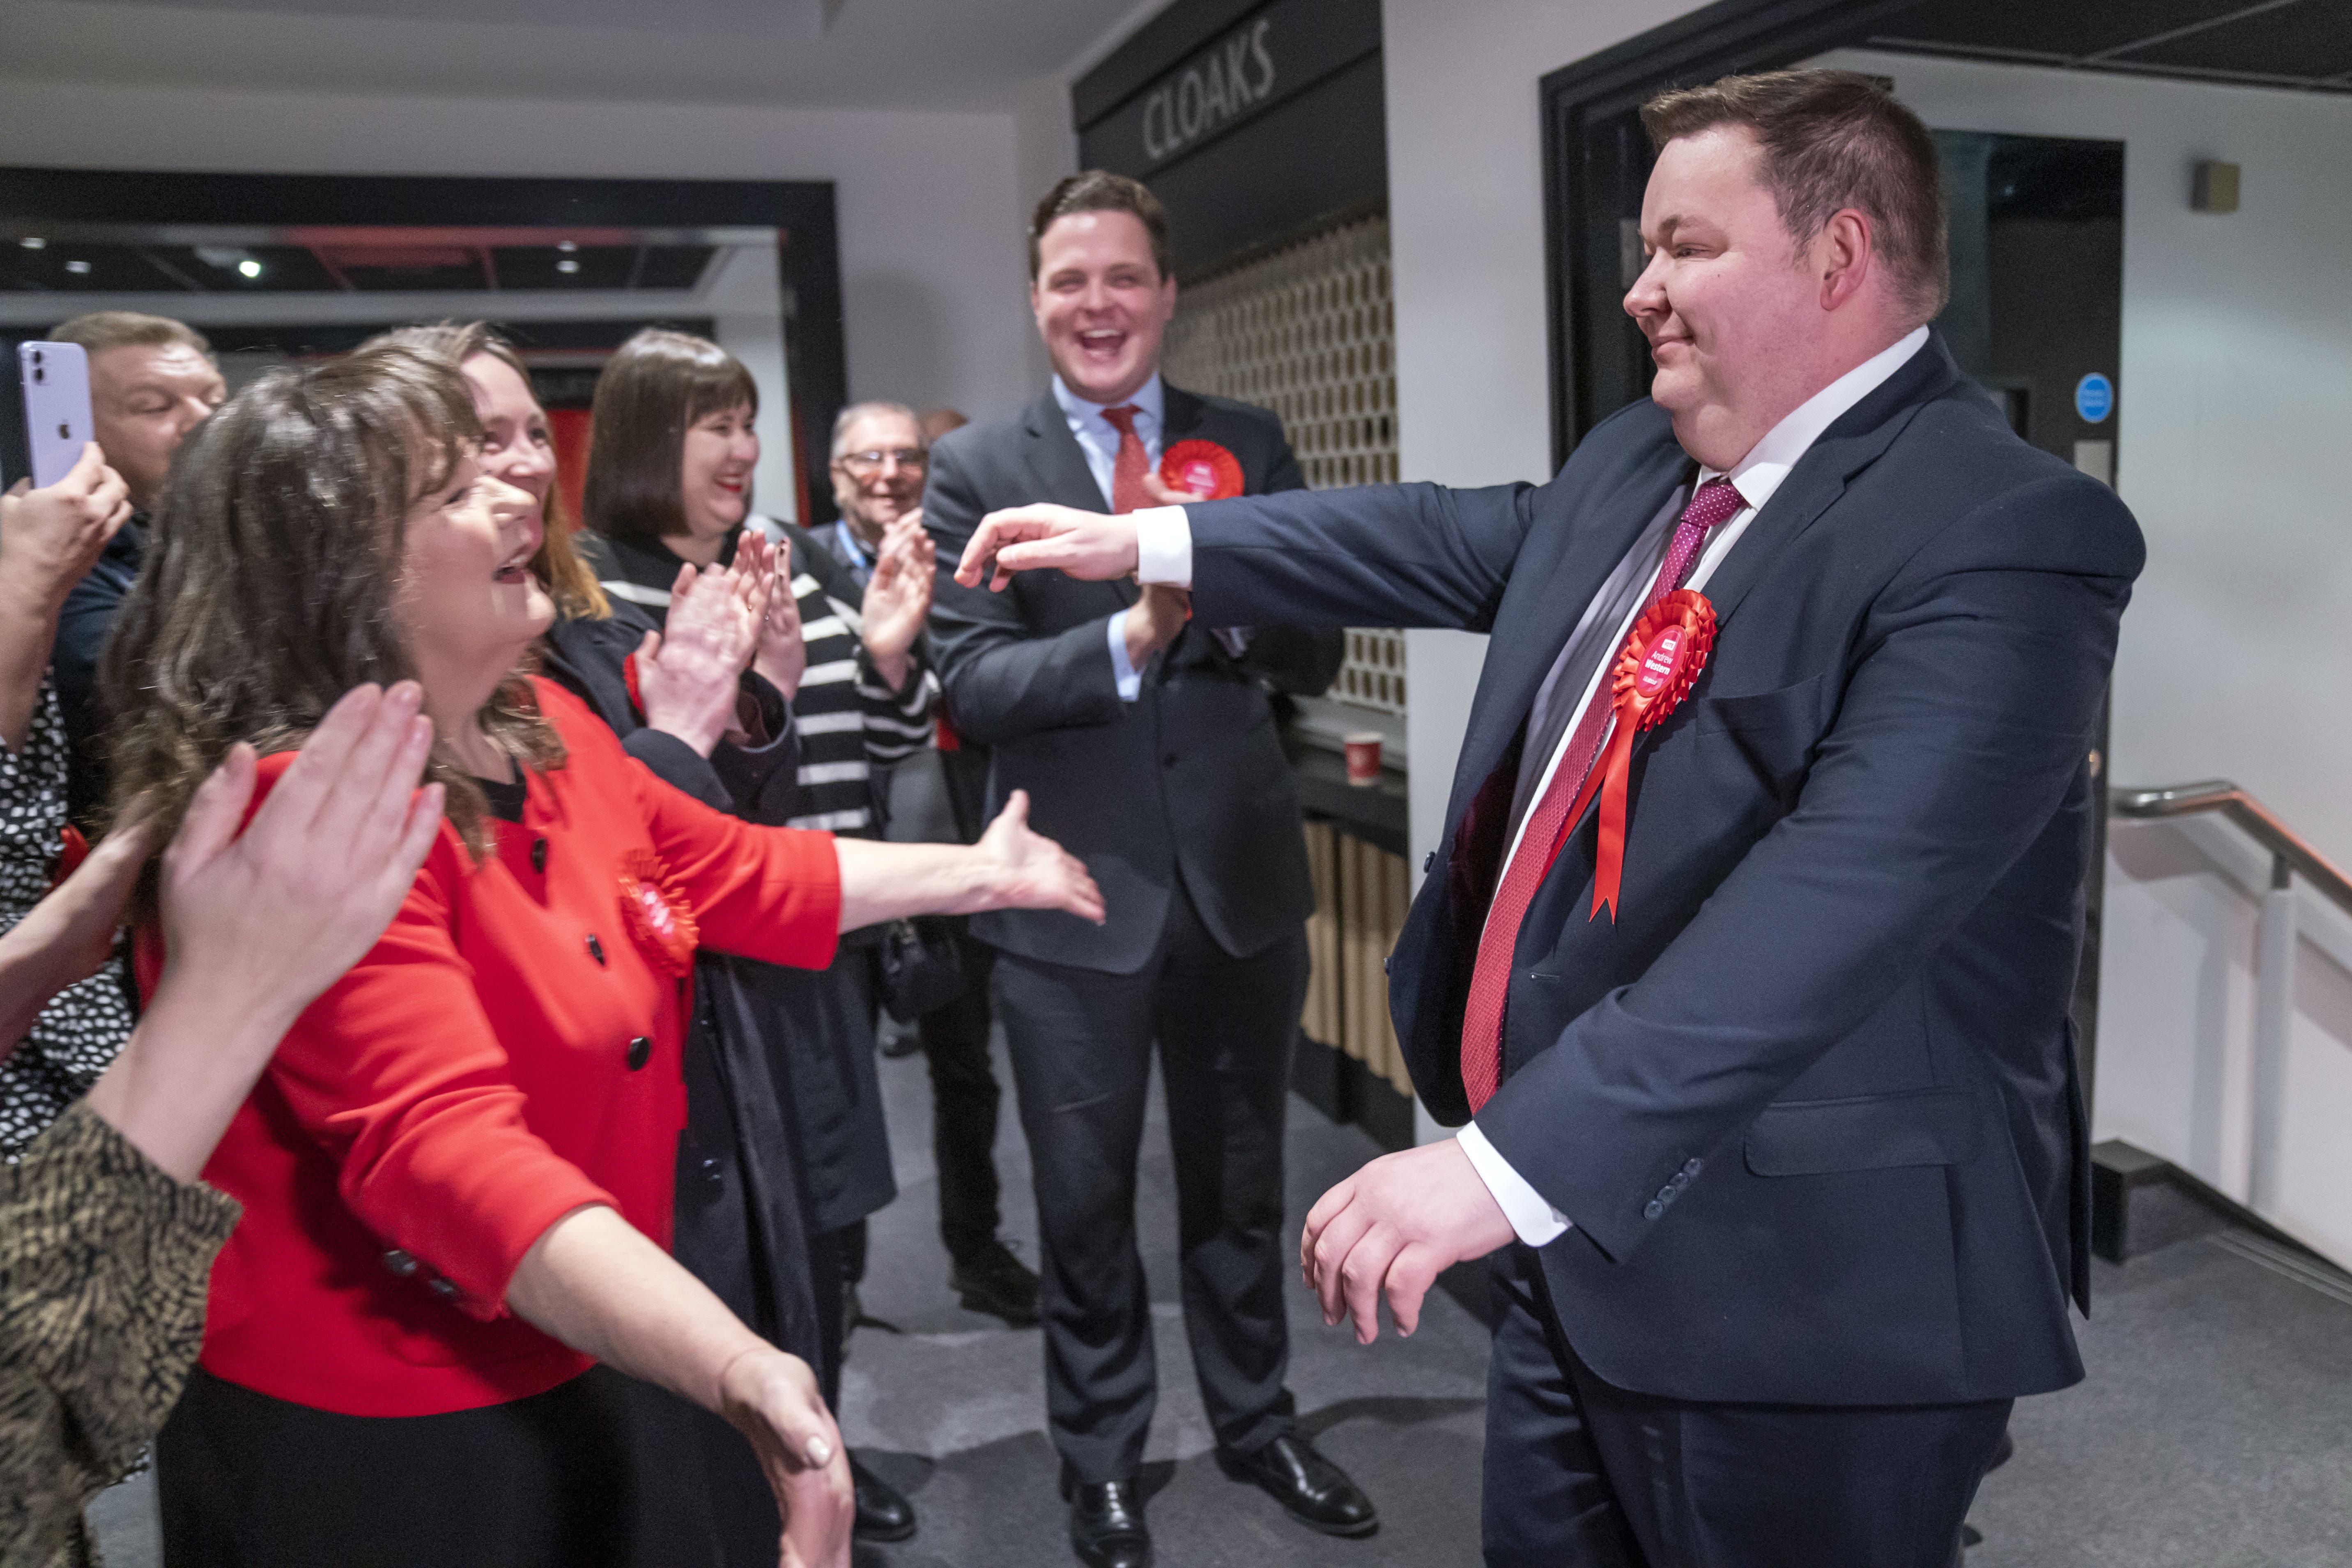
[101, 344, 1101, 1568]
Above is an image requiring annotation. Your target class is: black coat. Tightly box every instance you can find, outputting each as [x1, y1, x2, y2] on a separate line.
[538, 609, 825, 1365]
[566, 531, 901, 1236]
[922, 385, 1344, 975]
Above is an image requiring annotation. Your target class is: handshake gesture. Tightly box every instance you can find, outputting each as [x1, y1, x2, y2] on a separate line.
[953, 470, 1202, 667]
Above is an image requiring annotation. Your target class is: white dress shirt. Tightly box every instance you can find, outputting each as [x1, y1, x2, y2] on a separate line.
[1052, 373, 1166, 701]
[1135, 326, 1929, 1245]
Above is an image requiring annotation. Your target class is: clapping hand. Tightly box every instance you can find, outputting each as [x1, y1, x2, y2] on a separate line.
[735, 531, 806, 700]
[969, 790, 1104, 924]
[634, 559, 766, 756]
[860, 512, 935, 692]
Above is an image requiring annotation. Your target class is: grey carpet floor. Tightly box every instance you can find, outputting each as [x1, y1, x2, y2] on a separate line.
[87, 1030, 2352, 1566]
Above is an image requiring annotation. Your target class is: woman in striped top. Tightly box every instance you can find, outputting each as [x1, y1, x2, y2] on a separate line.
[573, 329, 940, 1549]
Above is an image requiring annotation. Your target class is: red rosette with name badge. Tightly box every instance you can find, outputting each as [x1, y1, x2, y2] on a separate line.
[1554, 588, 1717, 921]
[616, 848, 699, 978]
[1159, 439, 1244, 500]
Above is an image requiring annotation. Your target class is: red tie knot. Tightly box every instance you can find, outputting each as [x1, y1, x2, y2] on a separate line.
[1683, 476, 1745, 531]
[1102, 404, 1143, 437]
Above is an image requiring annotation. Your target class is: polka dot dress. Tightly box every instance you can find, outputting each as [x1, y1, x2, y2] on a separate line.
[0, 677, 136, 1162]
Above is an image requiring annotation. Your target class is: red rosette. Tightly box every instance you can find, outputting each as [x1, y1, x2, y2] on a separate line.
[1159, 439, 1244, 501]
[1609, 589, 1717, 732]
[616, 848, 699, 978]
[1557, 589, 1717, 922]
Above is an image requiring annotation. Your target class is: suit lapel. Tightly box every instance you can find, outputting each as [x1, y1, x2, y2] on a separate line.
[1448, 445, 1691, 826]
[1701, 335, 1963, 631]
[1021, 389, 1137, 609]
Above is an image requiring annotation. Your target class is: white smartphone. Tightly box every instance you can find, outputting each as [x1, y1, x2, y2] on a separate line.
[18, 340, 94, 489]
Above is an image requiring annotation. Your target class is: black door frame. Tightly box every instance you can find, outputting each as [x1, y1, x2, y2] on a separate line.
[0, 168, 849, 524]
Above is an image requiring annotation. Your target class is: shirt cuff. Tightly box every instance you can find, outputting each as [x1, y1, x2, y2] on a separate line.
[1458, 1121, 1572, 1247]
[1132, 505, 1192, 587]
[1107, 612, 1142, 701]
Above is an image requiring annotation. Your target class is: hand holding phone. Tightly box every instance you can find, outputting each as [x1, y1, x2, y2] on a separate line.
[18, 340, 94, 489]
[0, 443, 131, 612]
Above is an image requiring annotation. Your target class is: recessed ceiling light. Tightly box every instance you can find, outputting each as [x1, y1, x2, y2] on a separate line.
[238, 258, 264, 278]
[556, 258, 581, 274]
[556, 240, 578, 253]
[64, 259, 91, 275]
[19, 237, 45, 250]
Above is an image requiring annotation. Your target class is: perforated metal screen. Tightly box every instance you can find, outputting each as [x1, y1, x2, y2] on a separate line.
[1162, 213, 1406, 717]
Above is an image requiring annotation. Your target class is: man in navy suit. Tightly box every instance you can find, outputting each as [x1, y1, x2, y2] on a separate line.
[954, 71, 2143, 1567]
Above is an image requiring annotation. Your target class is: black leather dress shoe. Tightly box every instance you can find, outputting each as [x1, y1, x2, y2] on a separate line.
[851, 1454, 917, 1543]
[949, 1239, 1040, 1326]
[1063, 1476, 1152, 1568]
[1216, 1433, 1377, 1537]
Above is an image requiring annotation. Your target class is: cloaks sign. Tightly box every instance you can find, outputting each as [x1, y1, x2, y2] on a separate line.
[1083, 0, 1381, 179]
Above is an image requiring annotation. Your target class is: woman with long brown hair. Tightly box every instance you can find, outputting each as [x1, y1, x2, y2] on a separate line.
[577, 329, 948, 1544]
[105, 342, 1101, 1566]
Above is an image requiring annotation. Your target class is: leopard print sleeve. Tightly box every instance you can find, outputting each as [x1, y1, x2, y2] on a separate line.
[0, 1100, 241, 1568]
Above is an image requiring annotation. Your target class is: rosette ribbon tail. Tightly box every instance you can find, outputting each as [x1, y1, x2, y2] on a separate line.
[1589, 716, 1642, 921]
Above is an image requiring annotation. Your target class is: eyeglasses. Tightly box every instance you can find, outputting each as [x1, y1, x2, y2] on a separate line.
[837, 448, 927, 475]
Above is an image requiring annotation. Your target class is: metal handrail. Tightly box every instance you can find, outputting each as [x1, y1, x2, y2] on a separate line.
[2111, 780, 2352, 919]
[2109, 778, 2348, 1218]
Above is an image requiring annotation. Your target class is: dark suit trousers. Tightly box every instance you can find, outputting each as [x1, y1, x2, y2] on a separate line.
[1483, 1246, 2012, 1568]
[917, 929, 1003, 1259]
[992, 878, 1306, 1483]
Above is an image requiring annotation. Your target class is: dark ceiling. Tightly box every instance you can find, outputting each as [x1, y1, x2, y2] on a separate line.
[1868, 0, 2352, 94]
[1, 228, 720, 296]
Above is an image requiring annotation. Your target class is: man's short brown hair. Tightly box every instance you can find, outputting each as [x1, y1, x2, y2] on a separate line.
[1028, 171, 1171, 282]
[1641, 69, 1949, 324]
[48, 310, 213, 359]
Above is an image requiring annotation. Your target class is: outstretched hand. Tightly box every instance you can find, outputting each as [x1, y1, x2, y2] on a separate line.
[971, 790, 1105, 924]
[1300, 1138, 1516, 1343]
[717, 1345, 854, 1568]
[954, 506, 1141, 591]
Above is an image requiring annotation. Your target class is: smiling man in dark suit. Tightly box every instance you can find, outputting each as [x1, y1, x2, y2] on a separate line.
[954, 74, 2145, 1568]
[921, 172, 1360, 1568]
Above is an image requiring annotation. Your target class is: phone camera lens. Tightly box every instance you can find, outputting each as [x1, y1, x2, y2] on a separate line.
[31, 367, 42, 384]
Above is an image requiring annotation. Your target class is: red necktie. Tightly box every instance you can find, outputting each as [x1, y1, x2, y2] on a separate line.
[1458, 477, 1745, 1113]
[1102, 404, 1150, 513]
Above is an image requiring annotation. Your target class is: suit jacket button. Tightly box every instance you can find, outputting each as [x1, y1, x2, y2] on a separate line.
[1683, 1157, 1703, 1177]
[530, 837, 547, 874]
[626, 1036, 652, 1071]
[428, 1278, 460, 1299]
[1644, 1200, 1664, 1220]
[1162, 751, 1179, 768]
[382, 1248, 418, 1277]
[1657, 1184, 1677, 1204]
[701, 1156, 724, 1190]
[587, 933, 606, 966]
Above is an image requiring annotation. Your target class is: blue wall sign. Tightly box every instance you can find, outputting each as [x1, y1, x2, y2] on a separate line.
[2075, 373, 2114, 424]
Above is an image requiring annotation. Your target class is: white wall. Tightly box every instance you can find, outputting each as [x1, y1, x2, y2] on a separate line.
[1381, 0, 1705, 887]
[1379, 0, 1709, 1142]
[1811, 48, 2352, 1265]
[0, 79, 1047, 426]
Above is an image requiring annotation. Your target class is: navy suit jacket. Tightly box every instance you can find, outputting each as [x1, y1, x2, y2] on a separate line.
[924, 386, 1344, 974]
[1182, 336, 2143, 1406]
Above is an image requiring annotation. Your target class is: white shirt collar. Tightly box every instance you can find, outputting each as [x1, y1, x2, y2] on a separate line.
[1053, 371, 1165, 439]
[1702, 326, 1929, 511]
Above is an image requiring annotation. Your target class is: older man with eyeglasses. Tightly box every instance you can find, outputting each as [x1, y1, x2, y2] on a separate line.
[812, 401, 1043, 1335]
